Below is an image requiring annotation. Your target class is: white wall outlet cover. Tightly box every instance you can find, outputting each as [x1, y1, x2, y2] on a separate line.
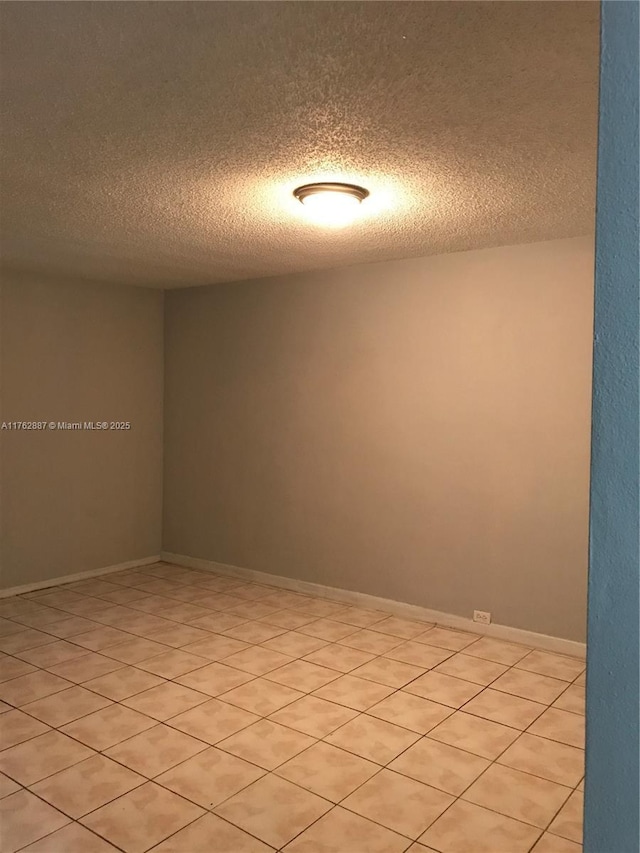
[473, 610, 492, 625]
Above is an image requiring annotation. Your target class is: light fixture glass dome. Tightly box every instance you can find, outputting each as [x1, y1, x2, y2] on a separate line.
[294, 182, 369, 227]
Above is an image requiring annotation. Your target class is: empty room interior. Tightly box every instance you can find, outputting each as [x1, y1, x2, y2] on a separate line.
[0, 1, 615, 852]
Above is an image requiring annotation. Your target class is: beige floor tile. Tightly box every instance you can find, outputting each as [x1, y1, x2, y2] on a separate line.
[0, 619, 24, 638]
[548, 790, 583, 843]
[265, 659, 340, 692]
[427, 711, 519, 759]
[144, 624, 212, 648]
[69, 626, 133, 651]
[228, 601, 282, 621]
[334, 607, 388, 628]
[231, 583, 278, 601]
[156, 745, 264, 809]
[198, 591, 246, 608]
[214, 774, 331, 848]
[102, 637, 168, 664]
[298, 600, 347, 619]
[370, 616, 429, 639]
[261, 630, 328, 657]
[125, 617, 187, 639]
[106, 723, 208, 777]
[390, 737, 490, 795]
[573, 672, 586, 687]
[0, 669, 72, 706]
[326, 713, 420, 764]
[217, 719, 315, 770]
[491, 668, 568, 705]
[175, 661, 255, 696]
[462, 688, 546, 729]
[0, 708, 50, 749]
[19, 822, 120, 852]
[98, 586, 151, 605]
[406, 845, 439, 853]
[464, 638, 530, 665]
[222, 646, 294, 675]
[313, 675, 395, 710]
[0, 730, 94, 784]
[124, 595, 173, 614]
[135, 649, 209, 678]
[0, 771, 21, 798]
[340, 630, 406, 655]
[122, 680, 210, 720]
[0, 629, 54, 654]
[81, 781, 204, 853]
[222, 621, 285, 644]
[420, 799, 541, 853]
[368, 691, 452, 734]
[219, 677, 303, 715]
[404, 671, 483, 708]
[497, 733, 584, 787]
[69, 602, 124, 620]
[151, 813, 273, 852]
[0, 601, 52, 618]
[0, 789, 70, 852]
[384, 641, 453, 669]
[259, 592, 312, 610]
[300, 618, 361, 642]
[463, 763, 572, 828]
[259, 609, 318, 630]
[341, 768, 454, 838]
[31, 753, 144, 817]
[42, 616, 102, 639]
[303, 644, 375, 673]
[22, 686, 113, 727]
[528, 708, 585, 748]
[577, 777, 584, 791]
[61, 704, 155, 750]
[47, 652, 124, 683]
[276, 741, 379, 801]
[416, 627, 479, 651]
[434, 653, 508, 685]
[189, 612, 249, 633]
[553, 684, 585, 715]
[0, 655, 36, 682]
[83, 666, 165, 700]
[269, 695, 359, 737]
[168, 697, 259, 744]
[0, 700, 11, 712]
[154, 603, 213, 623]
[531, 831, 583, 852]
[350, 657, 425, 688]
[6, 608, 66, 630]
[516, 651, 585, 682]
[283, 805, 409, 853]
[180, 633, 250, 660]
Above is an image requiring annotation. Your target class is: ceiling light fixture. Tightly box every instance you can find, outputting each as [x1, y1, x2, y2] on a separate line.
[294, 182, 369, 227]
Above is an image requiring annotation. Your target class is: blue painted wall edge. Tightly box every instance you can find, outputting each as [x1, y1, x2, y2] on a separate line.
[584, 2, 640, 852]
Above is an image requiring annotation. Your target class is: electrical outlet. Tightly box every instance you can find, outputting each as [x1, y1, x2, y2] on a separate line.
[473, 610, 491, 625]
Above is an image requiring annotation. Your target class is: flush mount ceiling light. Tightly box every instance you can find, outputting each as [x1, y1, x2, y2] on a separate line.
[293, 182, 369, 227]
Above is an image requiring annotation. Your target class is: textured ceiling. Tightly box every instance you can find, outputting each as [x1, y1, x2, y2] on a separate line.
[0, 1, 599, 289]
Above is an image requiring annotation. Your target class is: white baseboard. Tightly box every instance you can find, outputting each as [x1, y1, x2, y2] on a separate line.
[161, 551, 587, 660]
[0, 555, 161, 599]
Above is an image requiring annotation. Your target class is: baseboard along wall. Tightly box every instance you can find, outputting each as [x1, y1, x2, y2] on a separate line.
[161, 551, 587, 660]
[0, 555, 161, 599]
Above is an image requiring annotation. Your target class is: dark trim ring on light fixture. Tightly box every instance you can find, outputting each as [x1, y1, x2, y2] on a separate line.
[293, 182, 370, 203]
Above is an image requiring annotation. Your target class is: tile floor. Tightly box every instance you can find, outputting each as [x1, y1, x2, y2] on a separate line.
[0, 562, 586, 853]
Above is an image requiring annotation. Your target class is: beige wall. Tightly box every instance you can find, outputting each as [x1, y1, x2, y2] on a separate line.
[0, 274, 163, 588]
[163, 237, 593, 641]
